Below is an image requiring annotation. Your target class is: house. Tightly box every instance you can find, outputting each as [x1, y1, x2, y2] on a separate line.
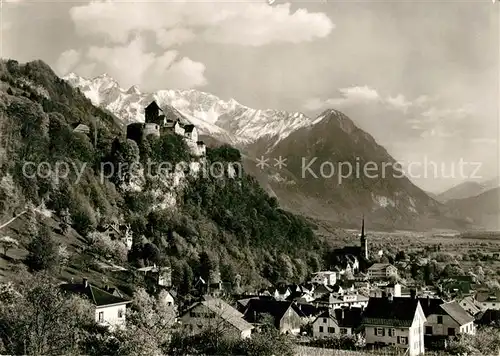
[272, 285, 292, 301]
[362, 292, 426, 356]
[476, 309, 500, 327]
[418, 297, 475, 338]
[371, 282, 402, 298]
[311, 271, 337, 286]
[72, 123, 90, 135]
[316, 293, 369, 310]
[474, 290, 500, 310]
[312, 306, 363, 338]
[243, 299, 302, 334]
[459, 295, 481, 316]
[184, 124, 198, 142]
[312, 284, 332, 299]
[137, 265, 172, 288]
[367, 263, 398, 280]
[60, 278, 131, 330]
[293, 302, 325, 324]
[180, 296, 253, 339]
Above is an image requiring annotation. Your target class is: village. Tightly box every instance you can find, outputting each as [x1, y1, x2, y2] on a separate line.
[56, 212, 500, 356]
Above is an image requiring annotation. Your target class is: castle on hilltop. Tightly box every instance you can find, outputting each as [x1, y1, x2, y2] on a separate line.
[126, 101, 206, 156]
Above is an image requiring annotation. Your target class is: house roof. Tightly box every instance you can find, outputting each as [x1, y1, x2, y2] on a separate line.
[417, 297, 445, 317]
[368, 263, 395, 271]
[362, 297, 419, 327]
[243, 299, 298, 326]
[476, 291, 500, 302]
[440, 301, 474, 326]
[182, 297, 252, 332]
[184, 124, 196, 133]
[477, 309, 500, 325]
[60, 282, 130, 307]
[314, 307, 363, 328]
[146, 101, 161, 111]
[293, 303, 324, 318]
[196, 141, 205, 145]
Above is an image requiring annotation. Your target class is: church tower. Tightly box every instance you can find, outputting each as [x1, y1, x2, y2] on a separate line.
[360, 215, 368, 259]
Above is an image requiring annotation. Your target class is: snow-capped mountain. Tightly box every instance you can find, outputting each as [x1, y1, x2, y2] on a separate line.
[64, 72, 314, 148]
[63, 72, 470, 231]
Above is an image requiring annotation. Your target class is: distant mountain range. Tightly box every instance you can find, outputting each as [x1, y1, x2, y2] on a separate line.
[445, 187, 500, 231]
[436, 177, 500, 203]
[65, 73, 471, 231]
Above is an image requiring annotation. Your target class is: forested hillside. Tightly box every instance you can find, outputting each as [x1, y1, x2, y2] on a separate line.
[0, 59, 328, 293]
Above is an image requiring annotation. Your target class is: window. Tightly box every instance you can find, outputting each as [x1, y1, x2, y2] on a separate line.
[437, 315, 443, 324]
[328, 327, 335, 333]
[167, 302, 172, 306]
[376, 328, 384, 336]
[98, 312, 104, 323]
[398, 336, 407, 345]
[425, 326, 433, 334]
[340, 328, 347, 334]
[323, 318, 327, 323]
[319, 326, 324, 333]
[118, 309, 124, 318]
[388, 328, 395, 337]
[448, 328, 456, 336]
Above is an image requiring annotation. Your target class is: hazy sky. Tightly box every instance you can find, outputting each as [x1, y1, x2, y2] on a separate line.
[2, 0, 499, 192]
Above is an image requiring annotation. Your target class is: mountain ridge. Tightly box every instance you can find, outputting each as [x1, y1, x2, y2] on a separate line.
[64, 72, 471, 231]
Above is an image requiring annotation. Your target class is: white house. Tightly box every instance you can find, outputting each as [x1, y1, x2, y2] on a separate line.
[474, 291, 500, 310]
[317, 293, 369, 310]
[312, 307, 363, 338]
[367, 263, 398, 280]
[419, 298, 476, 337]
[60, 278, 131, 330]
[362, 294, 426, 356]
[180, 296, 253, 339]
[311, 271, 337, 286]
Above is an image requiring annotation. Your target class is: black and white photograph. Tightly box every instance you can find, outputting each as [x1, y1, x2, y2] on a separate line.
[0, 0, 499, 355]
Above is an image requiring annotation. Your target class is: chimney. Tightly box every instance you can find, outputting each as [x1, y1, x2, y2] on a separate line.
[427, 295, 431, 307]
[388, 293, 393, 302]
[341, 307, 345, 320]
[410, 289, 416, 299]
[83, 278, 88, 288]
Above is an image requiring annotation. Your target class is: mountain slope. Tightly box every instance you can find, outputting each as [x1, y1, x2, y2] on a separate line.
[446, 187, 500, 231]
[252, 109, 466, 230]
[437, 178, 500, 202]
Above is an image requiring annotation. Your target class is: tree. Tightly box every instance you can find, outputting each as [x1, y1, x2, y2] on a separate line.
[57, 244, 71, 273]
[0, 273, 94, 355]
[25, 226, 59, 272]
[0, 236, 18, 256]
[115, 288, 176, 355]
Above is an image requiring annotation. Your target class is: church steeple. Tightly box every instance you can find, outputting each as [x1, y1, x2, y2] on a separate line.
[360, 215, 368, 259]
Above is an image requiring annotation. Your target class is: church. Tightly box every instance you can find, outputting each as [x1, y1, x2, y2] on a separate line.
[326, 217, 370, 273]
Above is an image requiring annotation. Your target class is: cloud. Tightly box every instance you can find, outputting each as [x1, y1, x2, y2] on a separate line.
[55, 49, 82, 76]
[303, 86, 380, 111]
[84, 36, 206, 89]
[156, 28, 196, 48]
[69, 1, 334, 47]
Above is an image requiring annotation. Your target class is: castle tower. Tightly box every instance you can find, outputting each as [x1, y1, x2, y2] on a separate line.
[360, 215, 368, 259]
